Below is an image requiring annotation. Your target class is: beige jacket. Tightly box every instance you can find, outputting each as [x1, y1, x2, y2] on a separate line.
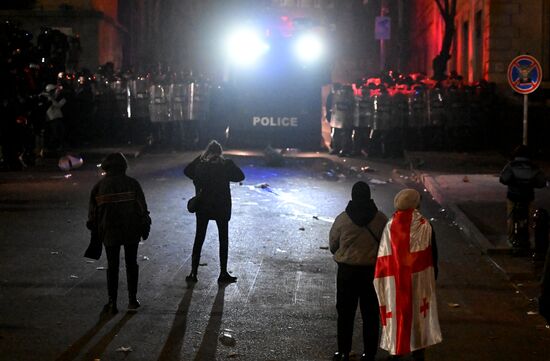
[329, 211, 388, 266]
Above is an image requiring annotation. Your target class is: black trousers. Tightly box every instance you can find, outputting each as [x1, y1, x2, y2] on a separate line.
[191, 215, 229, 274]
[105, 243, 139, 301]
[336, 263, 379, 357]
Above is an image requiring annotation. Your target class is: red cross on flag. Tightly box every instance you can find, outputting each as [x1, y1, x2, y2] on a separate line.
[373, 209, 442, 355]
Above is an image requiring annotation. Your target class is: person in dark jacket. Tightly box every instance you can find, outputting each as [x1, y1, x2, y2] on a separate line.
[87, 153, 150, 314]
[499, 145, 546, 248]
[329, 181, 388, 361]
[184, 140, 245, 283]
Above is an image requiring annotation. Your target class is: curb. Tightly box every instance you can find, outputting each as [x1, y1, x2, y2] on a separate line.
[420, 173, 510, 254]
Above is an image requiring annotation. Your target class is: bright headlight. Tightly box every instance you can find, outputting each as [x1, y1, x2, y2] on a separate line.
[293, 33, 324, 64]
[225, 27, 269, 67]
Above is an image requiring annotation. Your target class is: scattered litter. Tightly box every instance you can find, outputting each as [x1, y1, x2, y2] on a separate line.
[319, 246, 329, 250]
[199, 263, 208, 267]
[142, 256, 150, 261]
[527, 311, 538, 315]
[96, 267, 107, 271]
[439, 208, 446, 213]
[64, 174, 72, 179]
[361, 166, 375, 172]
[86, 260, 95, 263]
[323, 170, 338, 181]
[219, 330, 236, 347]
[447, 303, 460, 308]
[70, 275, 79, 279]
[429, 218, 437, 222]
[50, 251, 59, 255]
[255, 183, 270, 189]
[298, 227, 305, 231]
[312, 216, 319, 220]
[276, 248, 287, 253]
[228, 353, 241, 358]
[139, 241, 145, 245]
[387, 178, 393, 183]
[58, 155, 84, 171]
[368, 178, 387, 185]
[115, 346, 133, 353]
[516, 283, 524, 287]
[462, 176, 470, 182]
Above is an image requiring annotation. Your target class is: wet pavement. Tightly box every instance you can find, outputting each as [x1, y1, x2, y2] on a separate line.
[1, 147, 550, 360]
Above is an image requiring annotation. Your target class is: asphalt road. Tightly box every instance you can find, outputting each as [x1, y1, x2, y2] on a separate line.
[0, 152, 549, 361]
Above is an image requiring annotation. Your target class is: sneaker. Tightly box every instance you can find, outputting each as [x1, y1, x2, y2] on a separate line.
[128, 298, 141, 310]
[102, 300, 118, 315]
[185, 273, 198, 283]
[218, 273, 237, 283]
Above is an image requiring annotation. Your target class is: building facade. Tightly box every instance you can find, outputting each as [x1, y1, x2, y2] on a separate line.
[408, 0, 550, 91]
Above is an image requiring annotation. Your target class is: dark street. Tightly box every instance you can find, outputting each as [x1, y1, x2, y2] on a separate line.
[1, 151, 549, 360]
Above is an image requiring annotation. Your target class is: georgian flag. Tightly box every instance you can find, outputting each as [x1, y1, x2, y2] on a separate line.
[373, 209, 442, 355]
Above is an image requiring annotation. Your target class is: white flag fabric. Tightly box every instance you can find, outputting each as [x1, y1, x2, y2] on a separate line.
[373, 209, 442, 355]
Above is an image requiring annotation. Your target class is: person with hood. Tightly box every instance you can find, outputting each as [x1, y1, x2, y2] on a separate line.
[499, 144, 546, 249]
[373, 188, 441, 361]
[329, 181, 388, 361]
[87, 153, 150, 314]
[184, 140, 245, 283]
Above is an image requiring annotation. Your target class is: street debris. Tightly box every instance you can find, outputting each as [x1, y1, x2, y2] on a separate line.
[447, 303, 460, 308]
[96, 267, 107, 271]
[220, 330, 236, 347]
[199, 263, 208, 267]
[368, 178, 387, 185]
[69, 275, 79, 279]
[142, 256, 150, 261]
[86, 260, 95, 263]
[228, 352, 241, 358]
[319, 246, 329, 250]
[255, 183, 270, 189]
[298, 227, 305, 231]
[323, 170, 339, 181]
[463, 175, 470, 182]
[439, 208, 446, 213]
[50, 251, 59, 255]
[58, 155, 84, 171]
[312, 216, 319, 220]
[527, 311, 539, 315]
[115, 346, 133, 353]
[264, 146, 285, 166]
[276, 248, 287, 253]
[361, 166, 375, 172]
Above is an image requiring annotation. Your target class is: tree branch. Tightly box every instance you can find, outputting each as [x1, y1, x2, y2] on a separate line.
[434, 0, 446, 18]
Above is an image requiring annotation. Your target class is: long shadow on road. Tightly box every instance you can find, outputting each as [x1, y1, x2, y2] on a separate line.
[156, 282, 196, 361]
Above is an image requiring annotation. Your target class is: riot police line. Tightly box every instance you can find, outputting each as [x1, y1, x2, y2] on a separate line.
[92, 73, 211, 149]
[326, 74, 497, 157]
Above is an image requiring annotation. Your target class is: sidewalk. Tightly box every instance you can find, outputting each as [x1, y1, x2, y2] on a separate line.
[404, 150, 550, 302]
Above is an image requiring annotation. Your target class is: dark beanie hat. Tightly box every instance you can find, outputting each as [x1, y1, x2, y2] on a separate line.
[351, 181, 371, 201]
[101, 152, 128, 174]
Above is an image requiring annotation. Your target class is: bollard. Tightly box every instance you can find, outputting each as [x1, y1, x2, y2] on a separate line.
[533, 208, 549, 262]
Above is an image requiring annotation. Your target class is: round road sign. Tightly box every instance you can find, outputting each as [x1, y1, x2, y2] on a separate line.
[507, 55, 542, 94]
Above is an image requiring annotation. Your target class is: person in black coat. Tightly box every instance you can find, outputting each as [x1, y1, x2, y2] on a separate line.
[87, 153, 150, 314]
[184, 140, 245, 283]
[499, 145, 546, 248]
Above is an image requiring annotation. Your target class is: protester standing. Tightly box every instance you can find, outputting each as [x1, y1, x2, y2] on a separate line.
[373, 188, 441, 361]
[499, 145, 546, 249]
[329, 181, 388, 361]
[184, 140, 245, 283]
[87, 153, 150, 314]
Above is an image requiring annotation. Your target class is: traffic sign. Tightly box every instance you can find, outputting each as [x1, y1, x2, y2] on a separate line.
[507, 55, 542, 94]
